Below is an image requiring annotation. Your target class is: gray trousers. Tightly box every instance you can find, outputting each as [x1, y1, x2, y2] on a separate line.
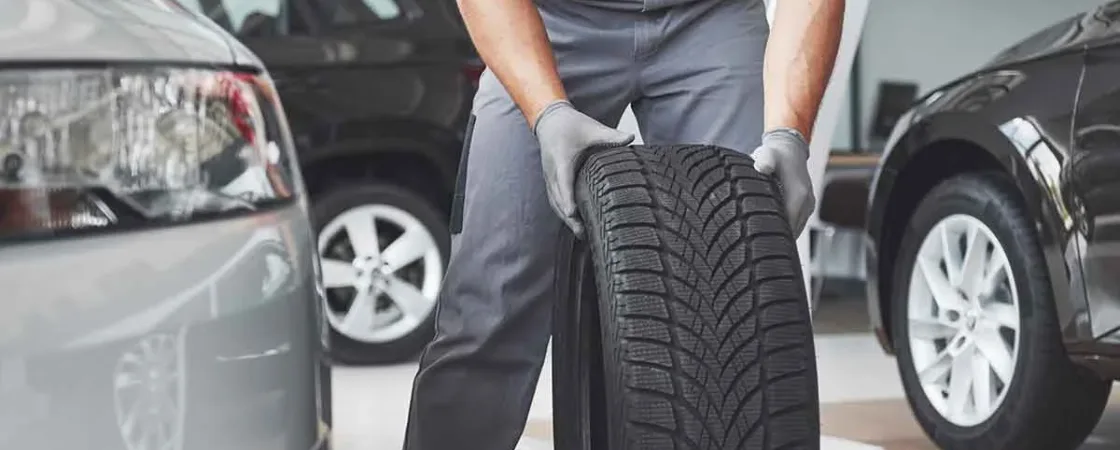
[403, 0, 769, 448]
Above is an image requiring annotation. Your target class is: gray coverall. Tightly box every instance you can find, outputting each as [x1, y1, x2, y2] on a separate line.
[403, 0, 769, 446]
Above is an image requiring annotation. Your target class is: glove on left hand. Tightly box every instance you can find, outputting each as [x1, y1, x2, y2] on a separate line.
[533, 100, 635, 237]
[751, 127, 816, 238]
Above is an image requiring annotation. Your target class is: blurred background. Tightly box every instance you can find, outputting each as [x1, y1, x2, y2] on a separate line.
[6, 0, 1120, 449]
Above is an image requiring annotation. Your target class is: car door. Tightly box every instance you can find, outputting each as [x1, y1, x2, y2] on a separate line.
[294, 0, 476, 132]
[1068, 19, 1120, 343]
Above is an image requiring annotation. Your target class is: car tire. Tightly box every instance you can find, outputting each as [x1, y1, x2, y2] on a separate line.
[311, 182, 449, 366]
[891, 172, 1111, 450]
[554, 145, 820, 449]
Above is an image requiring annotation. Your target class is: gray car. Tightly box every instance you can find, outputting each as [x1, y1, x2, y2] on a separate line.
[0, 1, 329, 449]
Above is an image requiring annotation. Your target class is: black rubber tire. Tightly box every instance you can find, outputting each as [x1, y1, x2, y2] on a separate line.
[310, 182, 450, 366]
[891, 172, 1111, 450]
[554, 145, 820, 450]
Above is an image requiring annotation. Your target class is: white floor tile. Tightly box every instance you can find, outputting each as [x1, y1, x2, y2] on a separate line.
[820, 436, 884, 450]
[814, 333, 905, 403]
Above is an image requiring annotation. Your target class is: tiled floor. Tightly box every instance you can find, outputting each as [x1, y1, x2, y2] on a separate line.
[330, 293, 1120, 449]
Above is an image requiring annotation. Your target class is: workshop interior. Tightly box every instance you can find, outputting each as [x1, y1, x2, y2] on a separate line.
[3, 0, 1120, 449]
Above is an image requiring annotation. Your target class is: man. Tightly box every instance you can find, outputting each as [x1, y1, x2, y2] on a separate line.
[403, 0, 845, 447]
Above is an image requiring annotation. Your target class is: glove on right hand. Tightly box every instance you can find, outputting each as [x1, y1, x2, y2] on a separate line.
[533, 100, 634, 237]
[751, 128, 816, 238]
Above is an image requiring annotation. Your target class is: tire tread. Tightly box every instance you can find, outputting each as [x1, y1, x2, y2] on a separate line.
[577, 145, 820, 450]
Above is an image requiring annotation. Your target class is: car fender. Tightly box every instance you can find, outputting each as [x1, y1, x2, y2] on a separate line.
[867, 109, 1089, 350]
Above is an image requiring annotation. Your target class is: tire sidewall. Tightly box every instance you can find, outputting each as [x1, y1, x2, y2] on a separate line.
[311, 182, 450, 366]
[891, 175, 1046, 446]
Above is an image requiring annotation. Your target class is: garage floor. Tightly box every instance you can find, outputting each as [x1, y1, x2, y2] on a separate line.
[329, 295, 1120, 449]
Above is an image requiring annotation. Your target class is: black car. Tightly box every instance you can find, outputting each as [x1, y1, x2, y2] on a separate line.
[177, 0, 481, 365]
[865, 2, 1120, 449]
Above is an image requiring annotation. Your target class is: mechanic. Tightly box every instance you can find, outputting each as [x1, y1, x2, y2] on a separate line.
[402, 0, 845, 447]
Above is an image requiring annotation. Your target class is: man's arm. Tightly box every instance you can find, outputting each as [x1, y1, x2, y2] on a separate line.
[456, 0, 566, 125]
[763, 0, 846, 139]
[454, 0, 633, 236]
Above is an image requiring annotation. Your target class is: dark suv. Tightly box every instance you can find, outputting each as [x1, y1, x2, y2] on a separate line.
[178, 0, 481, 365]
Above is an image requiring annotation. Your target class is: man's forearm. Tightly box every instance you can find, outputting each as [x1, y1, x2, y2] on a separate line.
[457, 0, 566, 126]
[763, 0, 845, 140]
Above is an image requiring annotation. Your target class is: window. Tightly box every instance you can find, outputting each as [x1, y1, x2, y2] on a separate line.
[178, 0, 288, 37]
[318, 0, 409, 25]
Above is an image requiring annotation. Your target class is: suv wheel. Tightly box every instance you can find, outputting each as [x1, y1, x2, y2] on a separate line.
[891, 173, 1110, 449]
[312, 182, 449, 366]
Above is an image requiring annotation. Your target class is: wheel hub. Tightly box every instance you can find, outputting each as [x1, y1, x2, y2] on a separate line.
[963, 309, 979, 332]
[352, 255, 388, 293]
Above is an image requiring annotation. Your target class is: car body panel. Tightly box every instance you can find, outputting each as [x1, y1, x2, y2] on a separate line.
[0, 208, 325, 450]
[0, 0, 328, 448]
[0, 0, 242, 65]
[947, 2, 1120, 86]
[1067, 43, 1120, 347]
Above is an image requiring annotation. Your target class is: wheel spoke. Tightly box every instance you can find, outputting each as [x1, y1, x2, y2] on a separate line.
[156, 420, 171, 450]
[980, 246, 1008, 298]
[959, 226, 990, 297]
[121, 399, 141, 436]
[343, 212, 380, 259]
[946, 345, 974, 421]
[909, 316, 958, 340]
[974, 327, 1014, 383]
[119, 352, 141, 367]
[940, 224, 962, 287]
[381, 225, 432, 274]
[320, 258, 357, 288]
[918, 349, 953, 385]
[383, 275, 432, 320]
[919, 256, 965, 312]
[340, 291, 378, 335]
[971, 350, 993, 413]
[982, 302, 1018, 330]
[115, 371, 141, 389]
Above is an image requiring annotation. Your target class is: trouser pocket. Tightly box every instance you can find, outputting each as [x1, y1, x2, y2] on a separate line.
[449, 114, 475, 234]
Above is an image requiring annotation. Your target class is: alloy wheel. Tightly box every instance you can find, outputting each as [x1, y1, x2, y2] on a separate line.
[112, 332, 186, 450]
[907, 214, 1021, 427]
[317, 204, 443, 343]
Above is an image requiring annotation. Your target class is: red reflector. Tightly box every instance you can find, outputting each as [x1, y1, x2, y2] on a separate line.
[463, 63, 484, 89]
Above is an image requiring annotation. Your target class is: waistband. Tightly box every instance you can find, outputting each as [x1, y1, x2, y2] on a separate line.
[539, 0, 755, 13]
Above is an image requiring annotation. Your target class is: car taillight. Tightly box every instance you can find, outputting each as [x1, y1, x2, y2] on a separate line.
[463, 59, 485, 89]
[0, 67, 297, 241]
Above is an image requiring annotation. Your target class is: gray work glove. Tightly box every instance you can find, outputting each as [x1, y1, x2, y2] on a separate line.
[752, 127, 816, 238]
[533, 100, 634, 236]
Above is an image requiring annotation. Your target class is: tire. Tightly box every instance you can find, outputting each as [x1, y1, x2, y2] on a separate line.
[554, 145, 820, 450]
[311, 181, 450, 366]
[890, 172, 1111, 450]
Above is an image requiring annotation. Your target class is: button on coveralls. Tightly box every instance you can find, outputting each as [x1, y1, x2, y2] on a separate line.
[403, 0, 769, 447]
